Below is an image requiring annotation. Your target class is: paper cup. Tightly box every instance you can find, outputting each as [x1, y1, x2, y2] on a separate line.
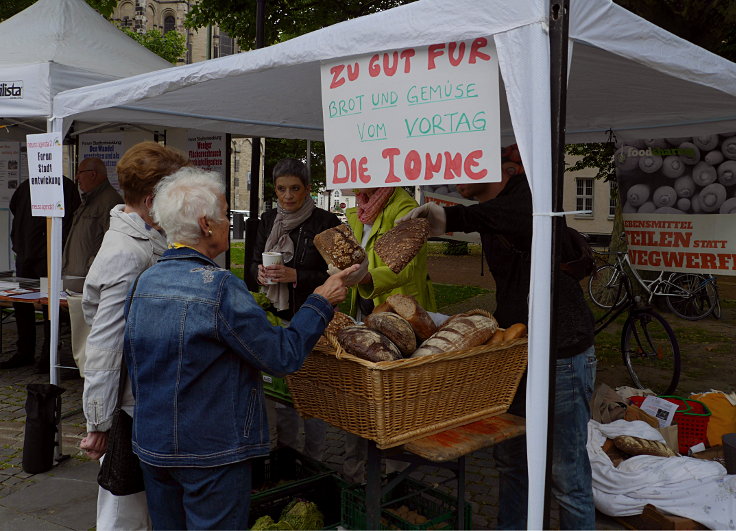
[262, 252, 283, 284]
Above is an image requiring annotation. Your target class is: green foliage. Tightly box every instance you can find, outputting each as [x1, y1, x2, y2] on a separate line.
[120, 28, 186, 64]
[433, 284, 489, 309]
[230, 241, 245, 265]
[564, 142, 616, 182]
[443, 240, 469, 256]
[615, 0, 736, 62]
[185, 0, 416, 49]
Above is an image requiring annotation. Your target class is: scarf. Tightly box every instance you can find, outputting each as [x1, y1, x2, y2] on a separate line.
[263, 197, 315, 311]
[356, 187, 394, 225]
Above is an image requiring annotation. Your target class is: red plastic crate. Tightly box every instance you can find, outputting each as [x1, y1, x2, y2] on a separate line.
[629, 395, 710, 453]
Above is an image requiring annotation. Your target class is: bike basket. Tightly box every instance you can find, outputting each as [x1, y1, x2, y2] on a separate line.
[629, 395, 710, 453]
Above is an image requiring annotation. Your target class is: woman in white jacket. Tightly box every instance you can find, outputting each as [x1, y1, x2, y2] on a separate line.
[79, 142, 189, 531]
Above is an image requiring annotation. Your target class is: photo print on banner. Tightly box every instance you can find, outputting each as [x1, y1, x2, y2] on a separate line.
[616, 133, 736, 275]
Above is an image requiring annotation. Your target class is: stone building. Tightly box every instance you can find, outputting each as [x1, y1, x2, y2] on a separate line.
[111, 0, 259, 214]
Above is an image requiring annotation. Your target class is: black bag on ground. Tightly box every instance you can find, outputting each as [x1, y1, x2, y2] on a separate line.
[560, 224, 595, 281]
[97, 404, 144, 496]
[22, 383, 65, 474]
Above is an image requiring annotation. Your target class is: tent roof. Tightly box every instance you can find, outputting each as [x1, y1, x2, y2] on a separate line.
[52, 0, 736, 142]
[0, 0, 171, 125]
[0, 0, 171, 77]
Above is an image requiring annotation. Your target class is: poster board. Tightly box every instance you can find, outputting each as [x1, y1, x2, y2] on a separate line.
[78, 131, 153, 191]
[26, 132, 64, 218]
[617, 134, 736, 275]
[321, 38, 501, 190]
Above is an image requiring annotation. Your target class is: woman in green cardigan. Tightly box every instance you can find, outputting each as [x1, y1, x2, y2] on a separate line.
[344, 186, 436, 320]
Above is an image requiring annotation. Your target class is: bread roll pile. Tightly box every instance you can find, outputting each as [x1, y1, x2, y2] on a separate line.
[331, 294, 524, 363]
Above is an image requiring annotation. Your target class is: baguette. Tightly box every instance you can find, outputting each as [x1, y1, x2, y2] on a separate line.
[411, 314, 498, 358]
[612, 435, 677, 458]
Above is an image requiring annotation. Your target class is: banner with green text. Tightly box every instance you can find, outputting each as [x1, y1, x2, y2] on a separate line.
[321, 38, 501, 190]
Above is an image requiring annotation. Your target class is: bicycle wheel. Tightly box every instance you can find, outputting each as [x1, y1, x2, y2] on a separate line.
[665, 273, 717, 320]
[588, 264, 626, 309]
[622, 309, 680, 395]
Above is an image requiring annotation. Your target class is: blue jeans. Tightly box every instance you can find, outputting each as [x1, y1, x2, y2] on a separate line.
[140, 460, 252, 530]
[495, 346, 596, 529]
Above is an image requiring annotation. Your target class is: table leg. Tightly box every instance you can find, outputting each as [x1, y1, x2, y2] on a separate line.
[366, 440, 382, 530]
[457, 455, 466, 529]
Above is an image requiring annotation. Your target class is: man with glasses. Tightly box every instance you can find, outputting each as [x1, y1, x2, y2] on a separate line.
[62, 158, 123, 277]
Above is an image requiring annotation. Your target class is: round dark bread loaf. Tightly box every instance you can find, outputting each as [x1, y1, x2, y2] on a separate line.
[364, 312, 416, 357]
[337, 325, 402, 362]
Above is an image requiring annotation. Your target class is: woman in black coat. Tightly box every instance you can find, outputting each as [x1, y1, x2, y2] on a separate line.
[250, 158, 341, 321]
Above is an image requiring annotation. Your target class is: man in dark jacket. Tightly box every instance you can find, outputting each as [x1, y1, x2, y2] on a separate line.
[401, 149, 596, 529]
[1, 177, 80, 369]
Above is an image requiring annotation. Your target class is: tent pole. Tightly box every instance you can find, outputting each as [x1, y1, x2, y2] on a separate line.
[546, 1, 570, 528]
[244, 0, 267, 288]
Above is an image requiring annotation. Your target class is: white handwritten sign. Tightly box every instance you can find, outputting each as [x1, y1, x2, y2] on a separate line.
[321, 38, 501, 190]
[26, 132, 65, 217]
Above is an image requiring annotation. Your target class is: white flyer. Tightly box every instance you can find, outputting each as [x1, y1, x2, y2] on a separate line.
[639, 396, 680, 427]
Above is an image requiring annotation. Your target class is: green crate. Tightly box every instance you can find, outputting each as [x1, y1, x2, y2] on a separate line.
[251, 446, 331, 494]
[341, 476, 472, 530]
[262, 372, 292, 403]
[250, 473, 347, 529]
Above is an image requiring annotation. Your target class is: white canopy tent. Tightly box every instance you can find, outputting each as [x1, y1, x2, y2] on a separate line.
[50, 0, 736, 526]
[0, 0, 171, 398]
[0, 0, 171, 136]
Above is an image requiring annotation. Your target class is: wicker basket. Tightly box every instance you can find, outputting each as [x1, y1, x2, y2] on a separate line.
[287, 329, 527, 449]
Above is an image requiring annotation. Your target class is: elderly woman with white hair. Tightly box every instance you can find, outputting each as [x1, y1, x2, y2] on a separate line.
[123, 167, 356, 530]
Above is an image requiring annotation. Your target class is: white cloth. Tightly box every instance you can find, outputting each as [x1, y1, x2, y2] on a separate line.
[82, 205, 167, 431]
[587, 419, 736, 529]
[96, 456, 150, 531]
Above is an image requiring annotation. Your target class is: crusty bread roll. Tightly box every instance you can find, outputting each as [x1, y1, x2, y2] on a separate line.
[612, 435, 677, 458]
[487, 329, 505, 346]
[364, 312, 416, 357]
[314, 225, 366, 269]
[378, 294, 436, 341]
[337, 325, 402, 362]
[375, 218, 430, 274]
[411, 314, 498, 358]
[503, 323, 527, 341]
[325, 311, 356, 336]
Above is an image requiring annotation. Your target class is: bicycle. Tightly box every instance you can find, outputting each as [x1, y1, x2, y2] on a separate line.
[593, 270, 681, 395]
[588, 245, 720, 321]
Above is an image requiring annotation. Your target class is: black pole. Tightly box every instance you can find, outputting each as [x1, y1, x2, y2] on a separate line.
[244, 0, 266, 288]
[546, 1, 570, 528]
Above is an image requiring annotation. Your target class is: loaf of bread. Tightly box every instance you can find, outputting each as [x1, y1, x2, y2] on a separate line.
[612, 435, 677, 458]
[313, 225, 366, 269]
[376, 294, 437, 341]
[325, 311, 356, 336]
[364, 312, 416, 357]
[337, 325, 402, 362]
[411, 314, 498, 358]
[374, 218, 430, 274]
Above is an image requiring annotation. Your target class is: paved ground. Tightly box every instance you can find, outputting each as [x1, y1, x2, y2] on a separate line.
[0, 295, 621, 530]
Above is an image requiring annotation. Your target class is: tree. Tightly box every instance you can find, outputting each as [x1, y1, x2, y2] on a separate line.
[185, 0, 415, 49]
[615, 0, 736, 62]
[0, 0, 117, 22]
[120, 28, 187, 64]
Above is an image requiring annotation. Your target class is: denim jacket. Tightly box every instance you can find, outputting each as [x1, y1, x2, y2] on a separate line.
[123, 247, 333, 468]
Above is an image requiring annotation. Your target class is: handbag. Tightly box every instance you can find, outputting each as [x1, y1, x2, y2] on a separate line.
[97, 275, 145, 496]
